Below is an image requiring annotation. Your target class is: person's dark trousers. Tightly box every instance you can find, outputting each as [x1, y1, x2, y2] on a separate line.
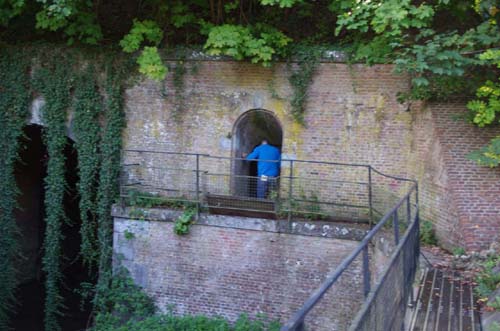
[257, 176, 276, 199]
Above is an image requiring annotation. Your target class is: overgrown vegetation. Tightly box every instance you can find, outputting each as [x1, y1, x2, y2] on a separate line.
[0, 49, 30, 331]
[73, 65, 102, 266]
[1, 0, 500, 328]
[125, 189, 189, 209]
[287, 46, 323, 123]
[173, 207, 197, 235]
[475, 253, 500, 331]
[0, 46, 129, 330]
[3, 0, 499, 160]
[92, 268, 280, 331]
[33, 56, 74, 331]
[124, 189, 197, 235]
[419, 220, 438, 246]
[475, 254, 500, 299]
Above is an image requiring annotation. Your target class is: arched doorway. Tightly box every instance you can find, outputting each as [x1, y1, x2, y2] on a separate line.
[232, 109, 283, 197]
[12, 124, 93, 330]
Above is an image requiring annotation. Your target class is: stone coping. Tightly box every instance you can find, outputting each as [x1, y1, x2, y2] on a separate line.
[112, 205, 369, 241]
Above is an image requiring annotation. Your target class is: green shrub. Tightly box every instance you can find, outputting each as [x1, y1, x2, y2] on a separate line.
[95, 313, 280, 331]
[419, 220, 437, 246]
[125, 189, 186, 209]
[92, 270, 280, 330]
[93, 268, 156, 329]
[174, 207, 196, 235]
[452, 247, 466, 256]
[475, 255, 500, 299]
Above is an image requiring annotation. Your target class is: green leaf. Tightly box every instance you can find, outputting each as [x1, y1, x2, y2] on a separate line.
[136, 47, 168, 81]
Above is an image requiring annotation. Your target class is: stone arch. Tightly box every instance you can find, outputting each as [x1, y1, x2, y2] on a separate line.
[231, 109, 283, 197]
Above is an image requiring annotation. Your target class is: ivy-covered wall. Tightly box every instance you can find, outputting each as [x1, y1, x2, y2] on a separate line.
[0, 46, 128, 330]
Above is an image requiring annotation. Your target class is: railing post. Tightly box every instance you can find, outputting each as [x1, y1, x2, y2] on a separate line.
[393, 210, 399, 245]
[296, 320, 305, 331]
[368, 166, 373, 228]
[288, 160, 294, 230]
[363, 245, 371, 297]
[196, 154, 200, 220]
[406, 195, 411, 225]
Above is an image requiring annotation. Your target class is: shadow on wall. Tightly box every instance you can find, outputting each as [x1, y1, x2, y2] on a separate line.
[232, 109, 283, 197]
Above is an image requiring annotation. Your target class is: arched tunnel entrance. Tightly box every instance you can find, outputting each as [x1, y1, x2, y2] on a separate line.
[232, 110, 283, 197]
[12, 125, 94, 331]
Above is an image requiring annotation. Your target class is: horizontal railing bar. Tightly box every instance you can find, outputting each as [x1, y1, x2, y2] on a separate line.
[124, 149, 209, 157]
[280, 184, 417, 330]
[287, 199, 369, 210]
[370, 167, 418, 184]
[206, 174, 369, 186]
[202, 205, 277, 214]
[121, 182, 142, 186]
[135, 167, 201, 173]
[124, 150, 375, 169]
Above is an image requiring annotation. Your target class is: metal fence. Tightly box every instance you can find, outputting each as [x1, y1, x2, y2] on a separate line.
[120, 149, 419, 330]
[280, 183, 419, 331]
[120, 150, 413, 225]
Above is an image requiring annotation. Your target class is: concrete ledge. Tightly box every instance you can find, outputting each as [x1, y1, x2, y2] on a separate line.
[112, 205, 369, 241]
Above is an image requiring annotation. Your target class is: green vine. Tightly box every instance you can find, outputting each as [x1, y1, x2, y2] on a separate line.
[73, 65, 102, 267]
[288, 46, 322, 124]
[33, 59, 73, 331]
[173, 60, 187, 116]
[0, 49, 30, 330]
[0, 45, 129, 330]
[94, 61, 126, 313]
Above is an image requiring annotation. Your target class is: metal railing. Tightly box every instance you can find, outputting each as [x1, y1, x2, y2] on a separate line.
[120, 149, 419, 330]
[280, 182, 419, 331]
[120, 150, 413, 226]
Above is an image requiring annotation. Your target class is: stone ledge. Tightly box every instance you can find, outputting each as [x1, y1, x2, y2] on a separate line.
[112, 204, 369, 241]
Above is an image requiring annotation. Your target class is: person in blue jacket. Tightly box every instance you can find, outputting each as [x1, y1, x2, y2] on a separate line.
[244, 139, 281, 199]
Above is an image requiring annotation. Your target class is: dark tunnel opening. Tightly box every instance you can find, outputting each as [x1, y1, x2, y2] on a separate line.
[12, 125, 95, 331]
[232, 110, 283, 198]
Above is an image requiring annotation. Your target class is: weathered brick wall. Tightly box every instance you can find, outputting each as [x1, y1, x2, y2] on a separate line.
[122, 59, 500, 251]
[415, 103, 500, 251]
[113, 217, 365, 330]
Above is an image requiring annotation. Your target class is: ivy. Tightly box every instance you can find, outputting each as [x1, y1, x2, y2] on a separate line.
[0, 48, 30, 330]
[73, 65, 102, 266]
[287, 46, 322, 124]
[0, 45, 129, 329]
[94, 61, 126, 313]
[33, 59, 73, 331]
[172, 59, 187, 115]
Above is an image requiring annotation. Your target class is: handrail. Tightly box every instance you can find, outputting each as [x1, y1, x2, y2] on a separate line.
[280, 183, 417, 331]
[124, 149, 372, 169]
[124, 149, 416, 182]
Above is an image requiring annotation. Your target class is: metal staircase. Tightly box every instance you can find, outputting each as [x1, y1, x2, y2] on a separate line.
[408, 268, 481, 331]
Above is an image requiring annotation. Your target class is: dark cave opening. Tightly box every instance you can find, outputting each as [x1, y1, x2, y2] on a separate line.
[12, 125, 95, 331]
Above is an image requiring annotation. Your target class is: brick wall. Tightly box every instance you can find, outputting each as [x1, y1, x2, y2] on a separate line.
[113, 217, 365, 330]
[122, 59, 500, 251]
[418, 103, 500, 251]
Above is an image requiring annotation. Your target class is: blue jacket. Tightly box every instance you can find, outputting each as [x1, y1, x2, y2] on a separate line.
[246, 144, 281, 177]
